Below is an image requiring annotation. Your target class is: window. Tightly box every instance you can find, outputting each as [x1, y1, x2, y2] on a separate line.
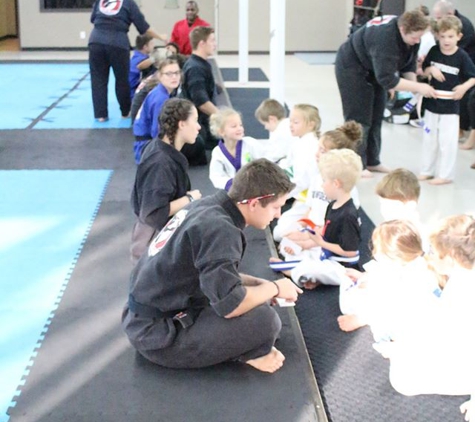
[41, 0, 95, 11]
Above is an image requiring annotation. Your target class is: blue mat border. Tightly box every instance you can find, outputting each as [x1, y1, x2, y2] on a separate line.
[4, 169, 113, 418]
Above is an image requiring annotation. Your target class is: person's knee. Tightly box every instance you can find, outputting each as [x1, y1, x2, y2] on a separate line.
[246, 305, 282, 342]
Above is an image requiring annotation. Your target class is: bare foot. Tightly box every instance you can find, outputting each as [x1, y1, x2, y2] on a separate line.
[418, 174, 433, 181]
[459, 141, 475, 150]
[303, 280, 321, 290]
[246, 347, 285, 373]
[122, 113, 131, 119]
[96, 117, 109, 123]
[361, 169, 374, 178]
[269, 257, 291, 277]
[367, 164, 391, 173]
[428, 178, 452, 185]
[337, 314, 366, 332]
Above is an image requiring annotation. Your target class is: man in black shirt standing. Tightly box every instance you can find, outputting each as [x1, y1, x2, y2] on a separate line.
[181, 26, 219, 154]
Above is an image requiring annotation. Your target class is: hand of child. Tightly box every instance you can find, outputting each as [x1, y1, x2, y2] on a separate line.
[286, 230, 310, 242]
[429, 66, 445, 83]
[452, 84, 468, 101]
[308, 230, 324, 247]
[345, 268, 363, 282]
[460, 399, 473, 421]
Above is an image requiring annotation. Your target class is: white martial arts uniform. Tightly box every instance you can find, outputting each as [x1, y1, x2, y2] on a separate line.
[209, 137, 261, 190]
[258, 118, 295, 163]
[388, 267, 475, 396]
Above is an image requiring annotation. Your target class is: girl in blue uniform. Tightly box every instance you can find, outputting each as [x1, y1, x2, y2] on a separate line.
[133, 58, 181, 163]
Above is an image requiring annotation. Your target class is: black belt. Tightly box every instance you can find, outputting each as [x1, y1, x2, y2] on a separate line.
[128, 294, 179, 319]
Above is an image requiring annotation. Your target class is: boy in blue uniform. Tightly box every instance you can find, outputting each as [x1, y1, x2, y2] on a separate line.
[129, 34, 156, 99]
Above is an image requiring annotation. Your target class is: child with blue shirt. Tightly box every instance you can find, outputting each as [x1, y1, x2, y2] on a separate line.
[129, 34, 157, 99]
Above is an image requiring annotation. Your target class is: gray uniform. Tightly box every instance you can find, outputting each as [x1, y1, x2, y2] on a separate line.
[122, 190, 281, 369]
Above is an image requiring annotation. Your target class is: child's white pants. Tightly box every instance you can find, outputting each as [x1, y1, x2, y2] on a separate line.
[290, 257, 347, 286]
[421, 110, 459, 180]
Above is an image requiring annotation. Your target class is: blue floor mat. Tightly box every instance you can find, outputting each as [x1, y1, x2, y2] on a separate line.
[34, 75, 132, 130]
[0, 170, 112, 422]
[0, 64, 89, 130]
[294, 52, 336, 65]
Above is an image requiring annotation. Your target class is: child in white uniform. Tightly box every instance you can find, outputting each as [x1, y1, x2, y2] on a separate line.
[270, 149, 362, 288]
[386, 214, 475, 422]
[338, 220, 439, 337]
[274, 121, 362, 244]
[209, 108, 261, 190]
[255, 99, 296, 163]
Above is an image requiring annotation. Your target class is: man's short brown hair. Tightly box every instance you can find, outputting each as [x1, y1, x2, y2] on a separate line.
[376, 168, 420, 202]
[229, 159, 295, 206]
[190, 26, 215, 51]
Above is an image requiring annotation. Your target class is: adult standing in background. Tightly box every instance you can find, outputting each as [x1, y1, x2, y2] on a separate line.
[88, 0, 167, 122]
[170, 1, 210, 56]
[181, 26, 218, 154]
[335, 10, 436, 178]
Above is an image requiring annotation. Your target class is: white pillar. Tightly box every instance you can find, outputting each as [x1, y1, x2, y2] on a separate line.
[270, 0, 286, 104]
[238, 0, 249, 84]
[214, 0, 219, 56]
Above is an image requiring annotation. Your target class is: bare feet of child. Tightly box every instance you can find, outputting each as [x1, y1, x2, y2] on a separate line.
[367, 164, 391, 173]
[417, 174, 433, 181]
[460, 130, 475, 149]
[428, 178, 452, 185]
[302, 280, 321, 290]
[337, 314, 366, 332]
[269, 257, 291, 278]
[246, 347, 285, 373]
[361, 169, 374, 178]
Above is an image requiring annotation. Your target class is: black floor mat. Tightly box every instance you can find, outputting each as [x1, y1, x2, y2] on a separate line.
[227, 87, 269, 139]
[220, 67, 269, 82]
[294, 209, 469, 422]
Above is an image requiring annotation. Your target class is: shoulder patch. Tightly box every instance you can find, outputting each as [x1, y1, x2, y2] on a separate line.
[148, 209, 189, 257]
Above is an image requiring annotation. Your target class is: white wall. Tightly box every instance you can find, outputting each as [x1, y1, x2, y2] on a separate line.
[17, 0, 352, 51]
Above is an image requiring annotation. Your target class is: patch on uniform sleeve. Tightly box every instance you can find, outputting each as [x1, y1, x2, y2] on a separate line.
[99, 0, 124, 16]
[148, 209, 188, 256]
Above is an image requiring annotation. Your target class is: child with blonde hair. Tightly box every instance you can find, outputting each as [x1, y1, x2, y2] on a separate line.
[273, 120, 362, 247]
[255, 99, 295, 163]
[376, 168, 421, 223]
[283, 104, 321, 200]
[338, 220, 439, 337]
[208, 108, 261, 190]
[386, 214, 475, 420]
[270, 148, 362, 288]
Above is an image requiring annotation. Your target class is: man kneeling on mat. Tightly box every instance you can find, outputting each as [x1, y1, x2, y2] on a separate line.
[122, 159, 302, 373]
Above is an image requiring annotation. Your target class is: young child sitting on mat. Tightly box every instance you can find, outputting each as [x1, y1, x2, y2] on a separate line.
[254, 99, 295, 164]
[273, 120, 362, 246]
[385, 214, 475, 420]
[337, 220, 439, 335]
[376, 168, 421, 224]
[208, 108, 262, 190]
[270, 148, 362, 289]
